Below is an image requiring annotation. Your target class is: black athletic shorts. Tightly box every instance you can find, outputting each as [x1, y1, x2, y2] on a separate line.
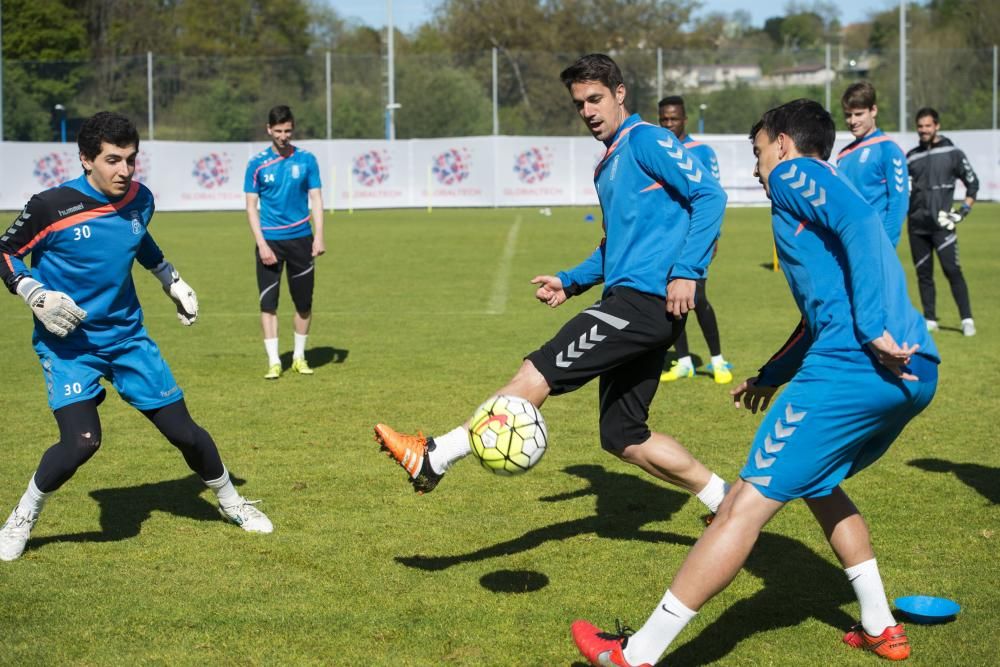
[255, 235, 315, 313]
[526, 286, 685, 452]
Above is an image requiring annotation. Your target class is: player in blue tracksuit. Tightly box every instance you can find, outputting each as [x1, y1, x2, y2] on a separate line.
[0, 112, 272, 562]
[656, 95, 733, 384]
[244, 104, 325, 379]
[573, 100, 937, 666]
[836, 82, 908, 246]
[374, 54, 733, 523]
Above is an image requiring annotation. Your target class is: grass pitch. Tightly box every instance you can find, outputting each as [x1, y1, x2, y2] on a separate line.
[0, 204, 997, 665]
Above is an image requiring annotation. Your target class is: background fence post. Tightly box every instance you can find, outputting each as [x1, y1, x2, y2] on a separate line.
[147, 51, 154, 140]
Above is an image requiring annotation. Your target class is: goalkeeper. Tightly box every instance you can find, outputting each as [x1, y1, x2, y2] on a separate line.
[0, 112, 272, 562]
[906, 107, 979, 336]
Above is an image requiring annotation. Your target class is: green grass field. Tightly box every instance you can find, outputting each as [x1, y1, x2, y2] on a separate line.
[0, 204, 997, 665]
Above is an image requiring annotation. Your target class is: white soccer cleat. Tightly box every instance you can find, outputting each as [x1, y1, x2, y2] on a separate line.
[961, 318, 976, 337]
[0, 506, 38, 561]
[925, 319, 939, 332]
[218, 498, 273, 534]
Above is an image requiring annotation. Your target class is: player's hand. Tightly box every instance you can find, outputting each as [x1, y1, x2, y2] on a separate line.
[731, 376, 777, 414]
[666, 278, 696, 317]
[531, 275, 567, 308]
[257, 242, 278, 265]
[937, 204, 969, 231]
[151, 261, 199, 325]
[17, 278, 86, 337]
[868, 331, 919, 381]
[312, 237, 326, 257]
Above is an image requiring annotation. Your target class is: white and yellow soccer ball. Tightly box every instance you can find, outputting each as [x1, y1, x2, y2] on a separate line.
[468, 395, 548, 476]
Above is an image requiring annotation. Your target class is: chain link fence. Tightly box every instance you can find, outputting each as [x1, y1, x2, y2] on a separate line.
[4, 46, 997, 141]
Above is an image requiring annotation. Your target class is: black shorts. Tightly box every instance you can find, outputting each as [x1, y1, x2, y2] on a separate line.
[526, 287, 685, 452]
[256, 236, 315, 313]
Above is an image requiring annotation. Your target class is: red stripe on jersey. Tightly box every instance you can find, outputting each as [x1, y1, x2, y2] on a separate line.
[769, 320, 807, 362]
[837, 134, 895, 159]
[640, 182, 663, 193]
[260, 214, 310, 231]
[795, 219, 808, 236]
[595, 121, 653, 179]
[251, 147, 296, 188]
[683, 140, 703, 148]
[15, 181, 141, 257]
[3, 252, 14, 272]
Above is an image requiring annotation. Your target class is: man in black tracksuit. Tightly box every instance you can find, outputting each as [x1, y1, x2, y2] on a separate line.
[906, 107, 978, 336]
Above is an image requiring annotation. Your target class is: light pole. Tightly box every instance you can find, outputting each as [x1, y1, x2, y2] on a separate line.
[386, 0, 396, 140]
[54, 104, 66, 143]
[698, 103, 708, 134]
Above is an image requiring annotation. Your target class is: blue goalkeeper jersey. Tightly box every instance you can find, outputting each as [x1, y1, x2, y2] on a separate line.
[244, 145, 321, 241]
[757, 158, 937, 386]
[0, 174, 163, 351]
[557, 115, 727, 298]
[836, 129, 908, 246]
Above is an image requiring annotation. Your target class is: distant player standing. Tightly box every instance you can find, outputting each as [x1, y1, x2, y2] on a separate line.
[573, 99, 938, 665]
[906, 107, 979, 336]
[656, 95, 733, 384]
[244, 105, 325, 378]
[374, 54, 732, 519]
[836, 82, 908, 246]
[0, 112, 272, 561]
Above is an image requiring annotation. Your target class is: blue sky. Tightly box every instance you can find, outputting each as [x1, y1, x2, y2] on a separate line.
[327, 0, 902, 32]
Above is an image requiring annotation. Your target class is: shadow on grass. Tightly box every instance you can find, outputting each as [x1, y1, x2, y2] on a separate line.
[279, 346, 349, 369]
[396, 464, 697, 572]
[29, 473, 247, 550]
[908, 458, 1000, 504]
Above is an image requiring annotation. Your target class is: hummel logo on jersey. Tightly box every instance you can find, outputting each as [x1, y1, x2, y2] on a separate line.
[893, 160, 906, 192]
[657, 138, 702, 182]
[57, 203, 85, 217]
[778, 164, 826, 206]
[555, 325, 606, 368]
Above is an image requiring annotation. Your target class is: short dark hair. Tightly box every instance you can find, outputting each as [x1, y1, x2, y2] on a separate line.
[77, 111, 140, 161]
[560, 54, 624, 92]
[915, 107, 939, 124]
[268, 105, 295, 126]
[658, 95, 686, 112]
[749, 98, 835, 161]
[841, 82, 876, 109]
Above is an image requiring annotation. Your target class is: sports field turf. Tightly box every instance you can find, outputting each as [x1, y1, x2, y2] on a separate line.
[0, 204, 997, 665]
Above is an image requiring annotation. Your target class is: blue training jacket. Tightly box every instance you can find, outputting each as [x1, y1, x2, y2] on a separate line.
[836, 129, 909, 246]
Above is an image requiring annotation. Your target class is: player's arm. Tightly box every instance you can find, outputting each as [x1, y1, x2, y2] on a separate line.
[882, 144, 908, 246]
[553, 236, 606, 299]
[770, 161, 886, 346]
[139, 230, 199, 326]
[308, 188, 325, 257]
[244, 192, 276, 265]
[731, 318, 812, 413]
[0, 197, 86, 337]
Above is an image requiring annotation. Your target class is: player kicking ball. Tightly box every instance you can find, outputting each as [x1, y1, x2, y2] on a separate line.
[374, 54, 733, 523]
[0, 112, 272, 562]
[572, 99, 938, 664]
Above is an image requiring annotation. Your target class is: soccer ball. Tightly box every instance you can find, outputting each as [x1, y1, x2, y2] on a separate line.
[468, 395, 548, 476]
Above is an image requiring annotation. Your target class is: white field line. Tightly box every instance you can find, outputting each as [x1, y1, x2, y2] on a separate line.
[486, 215, 522, 315]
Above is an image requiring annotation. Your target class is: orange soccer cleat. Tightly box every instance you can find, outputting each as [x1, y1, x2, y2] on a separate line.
[844, 622, 911, 661]
[373, 423, 443, 494]
[571, 620, 653, 667]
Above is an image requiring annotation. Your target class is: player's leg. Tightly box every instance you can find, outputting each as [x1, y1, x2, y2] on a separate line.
[933, 230, 974, 334]
[286, 235, 316, 374]
[112, 334, 273, 533]
[908, 229, 938, 329]
[141, 399, 272, 533]
[692, 280, 732, 383]
[256, 242, 284, 378]
[573, 480, 783, 666]
[1, 398, 104, 561]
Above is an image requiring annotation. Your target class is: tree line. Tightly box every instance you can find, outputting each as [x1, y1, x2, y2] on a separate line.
[3, 0, 997, 141]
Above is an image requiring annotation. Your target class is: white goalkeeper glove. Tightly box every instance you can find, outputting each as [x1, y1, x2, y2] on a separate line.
[16, 277, 87, 337]
[937, 204, 971, 231]
[151, 260, 199, 325]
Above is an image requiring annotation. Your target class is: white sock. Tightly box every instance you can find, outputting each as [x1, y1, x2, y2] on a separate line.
[845, 558, 897, 636]
[696, 473, 730, 513]
[204, 468, 241, 507]
[677, 355, 694, 369]
[16, 476, 49, 518]
[264, 338, 281, 366]
[427, 426, 472, 474]
[624, 589, 697, 665]
[711, 354, 726, 366]
[293, 332, 308, 360]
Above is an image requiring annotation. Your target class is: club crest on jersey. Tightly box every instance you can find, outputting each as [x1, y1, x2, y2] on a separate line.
[130, 210, 142, 235]
[860, 147, 871, 163]
[291, 164, 301, 179]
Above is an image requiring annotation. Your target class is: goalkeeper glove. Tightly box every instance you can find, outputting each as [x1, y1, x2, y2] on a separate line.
[151, 260, 199, 325]
[16, 277, 87, 337]
[937, 204, 971, 231]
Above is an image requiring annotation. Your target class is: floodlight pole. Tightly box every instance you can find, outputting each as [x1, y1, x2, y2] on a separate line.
[492, 47, 499, 135]
[386, 0, 396, 140]
[899, 0, 907, 132]
[147, 51, 154, 140]
[0, 4, 5, 141]
[326, 51, 332, 139]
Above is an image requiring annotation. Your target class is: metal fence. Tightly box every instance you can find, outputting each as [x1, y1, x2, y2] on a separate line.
[4, 46, 997, 142]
